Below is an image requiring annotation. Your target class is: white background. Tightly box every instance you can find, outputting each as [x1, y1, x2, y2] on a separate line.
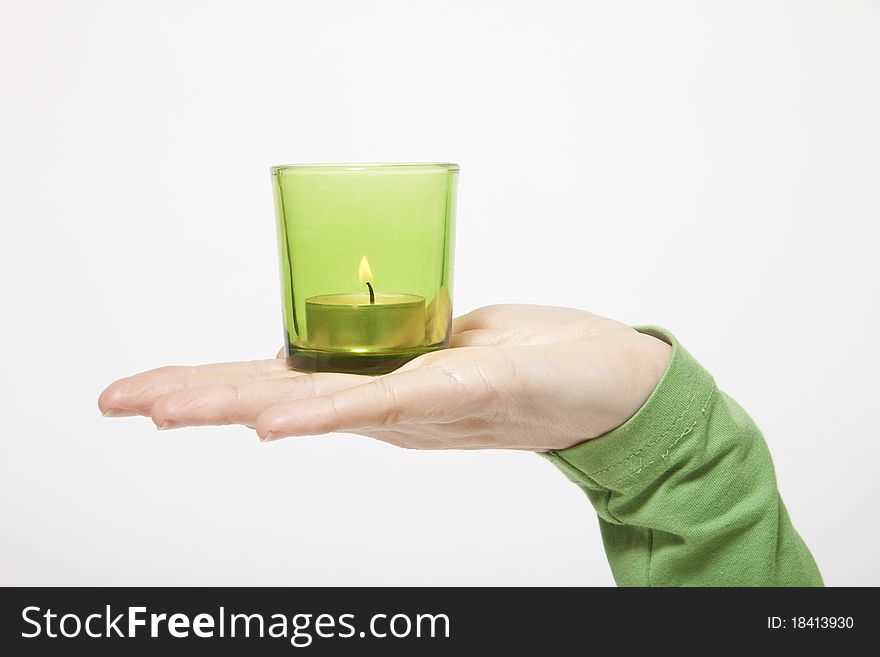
[1, 0, 878, 586]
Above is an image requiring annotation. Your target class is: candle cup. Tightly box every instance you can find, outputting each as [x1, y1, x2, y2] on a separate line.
[272, 163, 458, 375]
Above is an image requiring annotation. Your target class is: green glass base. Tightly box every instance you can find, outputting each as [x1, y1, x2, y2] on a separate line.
[286, 345, 446, 375]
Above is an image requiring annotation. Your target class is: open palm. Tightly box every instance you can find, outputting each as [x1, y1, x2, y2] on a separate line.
[99, 305, 671, 451]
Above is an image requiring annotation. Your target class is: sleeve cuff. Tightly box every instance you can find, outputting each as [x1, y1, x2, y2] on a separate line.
[540, 327, 717, 494]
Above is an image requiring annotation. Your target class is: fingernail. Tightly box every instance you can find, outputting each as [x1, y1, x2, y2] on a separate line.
[258, 431, 277, 443]
[156, 420, 184, 430]
[102, 408, 137, 417]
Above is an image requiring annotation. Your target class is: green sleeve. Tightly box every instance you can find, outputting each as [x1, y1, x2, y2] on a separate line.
[541, 328, 822, 587]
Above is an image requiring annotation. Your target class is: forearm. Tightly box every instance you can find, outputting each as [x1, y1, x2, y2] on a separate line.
[542, 328, 822, 586]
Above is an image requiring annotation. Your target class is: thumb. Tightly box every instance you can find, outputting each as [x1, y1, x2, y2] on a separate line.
[255, 365, 467, 440]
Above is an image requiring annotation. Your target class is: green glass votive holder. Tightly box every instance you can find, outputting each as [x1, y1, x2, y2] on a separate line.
[271, 163, 458, 374]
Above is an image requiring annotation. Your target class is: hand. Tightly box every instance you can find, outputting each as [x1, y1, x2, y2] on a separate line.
[98, 305, 671, 451]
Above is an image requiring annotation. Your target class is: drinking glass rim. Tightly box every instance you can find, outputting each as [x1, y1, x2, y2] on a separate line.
[271, 162, 459, 175]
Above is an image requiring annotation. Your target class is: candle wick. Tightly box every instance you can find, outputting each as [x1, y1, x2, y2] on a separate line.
[366, 281, 375, 304]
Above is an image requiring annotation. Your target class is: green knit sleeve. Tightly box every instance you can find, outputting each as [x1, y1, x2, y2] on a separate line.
[541, 328, 822, 587]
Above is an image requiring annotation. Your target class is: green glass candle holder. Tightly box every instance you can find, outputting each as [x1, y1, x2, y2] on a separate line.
[271, 163, 458, 374]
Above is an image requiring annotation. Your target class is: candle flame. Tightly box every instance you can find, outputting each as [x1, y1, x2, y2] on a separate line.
[358, 255, 373, 285]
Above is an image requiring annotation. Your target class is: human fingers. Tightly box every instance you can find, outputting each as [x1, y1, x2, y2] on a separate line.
[255, 363, 475, 441]
[98, 358, 291, 417]
[150, 372, 367, 430]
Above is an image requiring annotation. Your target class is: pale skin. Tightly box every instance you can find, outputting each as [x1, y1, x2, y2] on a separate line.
[98, 305, 672, 451]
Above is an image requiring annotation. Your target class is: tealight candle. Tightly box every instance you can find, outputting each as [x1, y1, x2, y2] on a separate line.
[305, 292, 426, 351]
[305, 256, 425, 352]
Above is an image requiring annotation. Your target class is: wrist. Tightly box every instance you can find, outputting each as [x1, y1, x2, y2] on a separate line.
[637, 331, 673, 395]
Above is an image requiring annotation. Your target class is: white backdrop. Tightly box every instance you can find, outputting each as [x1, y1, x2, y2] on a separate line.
[1, 0, 878, 586]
